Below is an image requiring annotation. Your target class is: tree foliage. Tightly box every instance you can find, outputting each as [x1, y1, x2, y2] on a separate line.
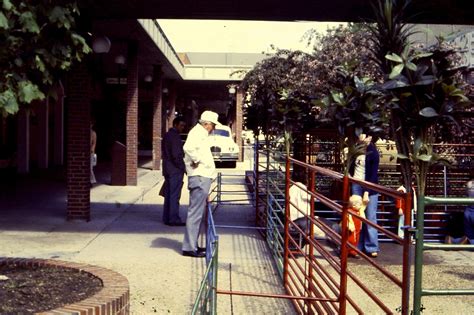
[241, 24, 382, 149]
[369, 0, 472, 194]
[240, 49, 316, 150]
[0, 0, 91, 116]
[240, 0, 472, 185]
[317, 65, 387, 173]
[305, 23, 382, 97]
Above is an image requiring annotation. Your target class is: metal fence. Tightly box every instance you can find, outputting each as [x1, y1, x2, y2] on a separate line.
[191, 141, 473, 314]
[293, 136, 474, 242]
[213, 172, 254, 207]
[191, 203, 219, 315]
[255, 145, 413, 314]
[412, 194, 474, 315]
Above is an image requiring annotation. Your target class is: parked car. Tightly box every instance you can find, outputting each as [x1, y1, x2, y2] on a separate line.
[208, 125, 239, 167]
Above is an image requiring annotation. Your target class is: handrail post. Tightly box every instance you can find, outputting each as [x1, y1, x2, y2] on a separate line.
[217, 172, 222, 205]
[308, 169, 316, 311]
[211, 239, 219, 315]
[401, 190, 413, 315]
[283, 155, 291, 287]
[413, 194, 425, 315]
[339, 175, 350, 314]
[255, 141, 260, 226]
[266, 147, 271, 231]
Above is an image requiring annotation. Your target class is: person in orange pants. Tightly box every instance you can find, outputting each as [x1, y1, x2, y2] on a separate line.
[347, 194, 368, 258]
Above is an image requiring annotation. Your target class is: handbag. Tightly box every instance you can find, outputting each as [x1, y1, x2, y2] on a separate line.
[159, 181, 166, 197]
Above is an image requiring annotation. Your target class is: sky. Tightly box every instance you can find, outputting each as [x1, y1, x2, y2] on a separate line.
[157, 20, 345, 54]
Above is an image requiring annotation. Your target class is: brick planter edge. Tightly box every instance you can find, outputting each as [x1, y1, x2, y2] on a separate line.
[0, 257, 130, 315]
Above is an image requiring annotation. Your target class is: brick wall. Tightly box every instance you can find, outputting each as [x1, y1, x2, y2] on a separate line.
[66, 63, 91, 221]
[152, 65, 163, 171]
[0, 258, 130, 315]
[126, 42, 138, 186]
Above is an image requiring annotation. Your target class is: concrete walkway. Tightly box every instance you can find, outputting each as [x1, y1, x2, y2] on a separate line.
[0, 159, 293, 314]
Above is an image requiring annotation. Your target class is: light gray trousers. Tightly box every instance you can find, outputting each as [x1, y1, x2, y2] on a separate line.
[182, 176, 212, 252]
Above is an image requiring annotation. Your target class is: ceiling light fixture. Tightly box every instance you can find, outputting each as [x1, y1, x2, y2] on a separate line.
[92, 35, 111, 54]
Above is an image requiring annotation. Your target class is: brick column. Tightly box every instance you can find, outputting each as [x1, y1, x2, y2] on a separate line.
[37, 99, 49, 169]
[66, 63, 91, 221]
[236, 88, 244, 162]
[17, 108, 30, 174]
[152, 65, 163, 170]
[126, 42, 138, 185]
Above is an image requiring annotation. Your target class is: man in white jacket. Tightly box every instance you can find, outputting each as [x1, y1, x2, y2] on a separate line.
[181, 111, 219, 258]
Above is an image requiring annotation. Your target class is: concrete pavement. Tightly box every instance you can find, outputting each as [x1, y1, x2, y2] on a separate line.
[0, 158, 293, 314]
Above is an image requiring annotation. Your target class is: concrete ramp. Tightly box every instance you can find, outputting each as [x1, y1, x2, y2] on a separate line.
[214, 204, 295, 314]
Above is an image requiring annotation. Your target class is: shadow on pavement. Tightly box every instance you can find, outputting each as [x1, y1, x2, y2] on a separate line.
[151, 237, 182, 254]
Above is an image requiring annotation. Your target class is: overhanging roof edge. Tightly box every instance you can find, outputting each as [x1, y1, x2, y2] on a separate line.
[137, 19, 185, 79]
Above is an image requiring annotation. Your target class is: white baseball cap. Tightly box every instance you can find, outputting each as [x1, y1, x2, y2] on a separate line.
[200, 110, 220, 125]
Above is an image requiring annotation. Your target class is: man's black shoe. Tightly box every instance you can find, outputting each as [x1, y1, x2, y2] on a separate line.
[168, 222, 186, 226]
[182, 250, 206, 258]
[197, 246, 206, 253]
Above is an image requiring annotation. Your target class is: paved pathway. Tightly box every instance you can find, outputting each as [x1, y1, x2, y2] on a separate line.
[0, 160, 293, 314]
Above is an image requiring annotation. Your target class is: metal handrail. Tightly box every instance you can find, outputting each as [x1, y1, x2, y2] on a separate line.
[191, 203, 219, 315]
[256, 148, 413, 314]
[412, 194, 474, 315]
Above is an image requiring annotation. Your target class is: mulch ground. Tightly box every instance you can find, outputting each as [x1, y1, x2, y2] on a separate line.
[0, 264, 103, 313]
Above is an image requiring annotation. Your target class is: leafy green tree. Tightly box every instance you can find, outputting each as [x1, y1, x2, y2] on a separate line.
[301, 24, 389, 173]
[241, 25, 381, 154]
[369, 0, 472, 194]
[318, 65, 387, 174]
[0, 0, 90, 116]
[304, 23, 382, 98]
[240, 49, 315, 154]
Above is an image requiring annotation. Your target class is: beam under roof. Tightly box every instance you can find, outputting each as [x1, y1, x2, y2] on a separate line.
[82, 0, 473, 25]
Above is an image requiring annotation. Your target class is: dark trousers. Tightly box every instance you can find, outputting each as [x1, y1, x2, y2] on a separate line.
[163, 172, 184, 224]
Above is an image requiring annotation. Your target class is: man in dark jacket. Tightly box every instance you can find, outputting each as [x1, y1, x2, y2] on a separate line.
[162, 117, 186, 226]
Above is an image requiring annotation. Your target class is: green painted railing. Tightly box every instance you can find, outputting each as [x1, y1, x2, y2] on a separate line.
[191, 204, 219, 315]
[413, 195, 474, 315]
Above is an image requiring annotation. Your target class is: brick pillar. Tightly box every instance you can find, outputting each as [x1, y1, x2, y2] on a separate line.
[167, 81, 177, 130]
[53, 82, 65, 166]
[17, 108, 30, 174]
[236, 88, 244, 162]
[152, 65, 163, 170]
[37, 99, 49, 169]
[126, 42, 138, 185]
[66, 63, 91, 221]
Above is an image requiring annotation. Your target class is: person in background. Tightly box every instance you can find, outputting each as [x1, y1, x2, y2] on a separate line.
[289, 180, 327, 240]
[463, 179, 474, 244]
[288, 171, 341, 250]
[445, 179, 474, 245]
[162, 117, 187, 226]
[90, 122, 97, 186]
[349, 133, 380, 258]
[181, 111, 219, 258]
[346, 194, 367, 258]
[395, 184, 417, 238]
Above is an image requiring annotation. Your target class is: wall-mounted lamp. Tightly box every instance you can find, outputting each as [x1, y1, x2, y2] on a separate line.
[228, 86, 236, 94]
[114, 55, 126, 65]
[144, 75, 153, 83]
[162, 87, 169, 94]
[92, 35, 111, 54]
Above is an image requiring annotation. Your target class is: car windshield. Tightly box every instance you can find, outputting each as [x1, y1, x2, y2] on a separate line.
[213, 129, 230, 137]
